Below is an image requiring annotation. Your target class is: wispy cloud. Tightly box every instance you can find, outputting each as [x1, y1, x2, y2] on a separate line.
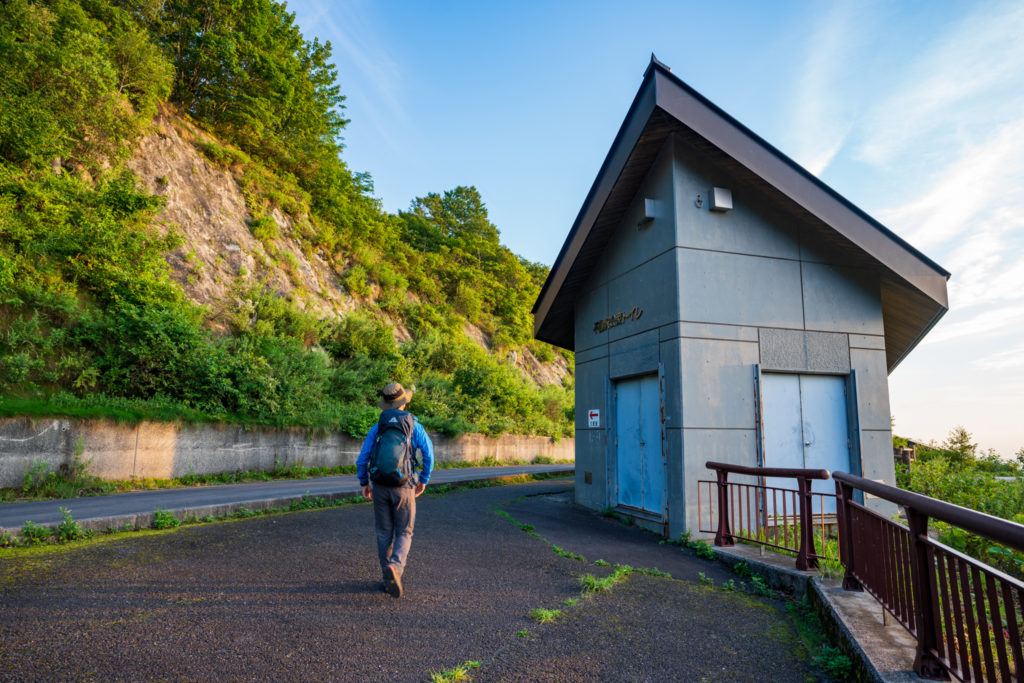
[878, 118, 1024, 252]
[787, 2, 860, 175]
[859, 0, 1024, 334]
[976, 342, 1024, 370]
[855, 1, 1024, 167]
[296, 0, 408, 150]
[924, 305, 1024, 345]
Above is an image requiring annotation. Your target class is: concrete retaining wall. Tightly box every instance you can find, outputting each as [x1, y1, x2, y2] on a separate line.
[0, 417, 574, 487]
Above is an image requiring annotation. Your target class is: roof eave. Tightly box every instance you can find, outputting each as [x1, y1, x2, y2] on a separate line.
[534, 58, 950, 355]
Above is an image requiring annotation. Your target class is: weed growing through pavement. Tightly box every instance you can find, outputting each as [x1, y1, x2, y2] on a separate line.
[18, 520, 49, 545]
[634, 566, 671, 578]
[530, 608, 561, 624]
[579, 564, 634, 593]
[750, 575, 772, 596]
[55, 507, 90, 542]
[697, 572, 714, 587]
[787, 598, 853, 680]
[594, 558, 610, 567]
[151, 508, 181, 529]
[427, 660, 481, 682]
[552, 544, 585, 562]
[661, 529, 717, 559]
[562, 597, 579, 607]
[516, 629, 529, 637]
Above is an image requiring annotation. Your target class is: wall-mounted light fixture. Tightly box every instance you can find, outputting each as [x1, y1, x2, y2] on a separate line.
[637, 198, 656, 228]
[709, 187, 733, 212]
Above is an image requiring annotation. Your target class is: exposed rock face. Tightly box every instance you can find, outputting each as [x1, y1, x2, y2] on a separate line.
[126, 109, 567, 385]
[126, 110, 353, 327]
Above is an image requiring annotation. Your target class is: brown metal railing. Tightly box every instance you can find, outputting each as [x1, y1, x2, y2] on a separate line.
[834, 471, 1024, 681]
[700, 461, 833, 571]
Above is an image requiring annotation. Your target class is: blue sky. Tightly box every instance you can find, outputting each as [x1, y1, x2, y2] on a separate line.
[287, 0, 1024, 457]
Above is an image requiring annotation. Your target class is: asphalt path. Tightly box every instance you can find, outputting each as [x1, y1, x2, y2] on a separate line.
[0, 465, 572, 534]
[0, 479, 823, 682]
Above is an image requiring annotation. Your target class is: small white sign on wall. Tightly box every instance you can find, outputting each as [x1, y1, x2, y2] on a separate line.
[587, 409, 600, 428]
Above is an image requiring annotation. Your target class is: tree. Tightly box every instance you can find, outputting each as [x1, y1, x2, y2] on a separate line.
[943, 425, 978, 467]
[0, 0, 172, 170]
[148, 0, 351, 198]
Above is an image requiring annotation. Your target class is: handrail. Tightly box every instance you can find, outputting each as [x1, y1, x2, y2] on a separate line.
[705, 461, 831, 571]
[832, 471, 1024, 551]
[705, 461, 830, 480]
[833, 470, 1024, 681]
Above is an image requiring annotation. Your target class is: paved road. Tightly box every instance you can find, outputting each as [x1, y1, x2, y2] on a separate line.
[0, 479, 823, 682]
[0, 465, 573, 533]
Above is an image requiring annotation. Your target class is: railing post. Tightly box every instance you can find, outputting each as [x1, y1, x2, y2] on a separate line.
[835, 479, 862, 591]
[795, 475, 817, 571]
[714, 468, 734, 547]
[905, 506, 949, 681]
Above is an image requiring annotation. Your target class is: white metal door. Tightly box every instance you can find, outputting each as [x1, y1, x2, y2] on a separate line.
[762, 373, 849, 514]
[615, 374, 664, 516]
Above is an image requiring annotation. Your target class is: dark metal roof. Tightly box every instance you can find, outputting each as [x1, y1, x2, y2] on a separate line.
[533, 57, 950, 372]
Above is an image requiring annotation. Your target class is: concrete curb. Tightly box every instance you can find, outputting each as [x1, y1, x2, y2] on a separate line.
[1, 468, 575, 537]
[713, 544, 924, 683]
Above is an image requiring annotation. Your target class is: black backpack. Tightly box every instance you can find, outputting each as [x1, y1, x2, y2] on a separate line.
[368, 409, 416, 487]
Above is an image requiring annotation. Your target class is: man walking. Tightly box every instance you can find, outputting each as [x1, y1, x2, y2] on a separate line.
[357, 382, 434, 598]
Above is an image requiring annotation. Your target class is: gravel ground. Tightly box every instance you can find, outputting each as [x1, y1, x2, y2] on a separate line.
[0, 480, 821, 682]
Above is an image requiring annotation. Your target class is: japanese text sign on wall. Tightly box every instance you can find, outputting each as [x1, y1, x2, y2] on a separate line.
[588, 409, 600, 428]
[593, 306, 643, 334]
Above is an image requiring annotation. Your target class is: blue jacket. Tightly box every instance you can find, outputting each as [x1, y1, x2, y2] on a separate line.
[357, 416, 434, 486]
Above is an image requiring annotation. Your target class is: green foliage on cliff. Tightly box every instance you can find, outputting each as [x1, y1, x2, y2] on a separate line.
[0, 0, 572, 438]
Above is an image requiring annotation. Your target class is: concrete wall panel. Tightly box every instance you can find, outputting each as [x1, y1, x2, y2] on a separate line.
[679, 322, 760, 342]
[858, 429, 899, 518]
[574, 283, 610, 353]
[574, 344, 608, 366]
[805, 331, 851, 373]
[681, 428, 759, 536]
[593, 140, 678, 286]
[660, 338, 683, 428]
[575, 356, 609, 432]
[574, 429, 608, 509]
[673, 141, 800, 260]
[665, 427, 686, 538]
[677, 249, 804, 328]
[851, 348, 892, 431]
[760, 329, 850, 374]
[681, 338, 759, 429]
[607, 251, 679, 343]
[608, 330, 661, 379]
[802, 263, 884, 335]
[849, 334, 885, 350]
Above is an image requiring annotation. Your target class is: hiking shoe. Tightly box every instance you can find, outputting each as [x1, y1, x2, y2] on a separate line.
[383, 565, 402, 598]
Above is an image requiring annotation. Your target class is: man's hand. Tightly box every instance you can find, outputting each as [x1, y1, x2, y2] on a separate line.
[361, 484, 372, 501]
[414, 482, 426, 497]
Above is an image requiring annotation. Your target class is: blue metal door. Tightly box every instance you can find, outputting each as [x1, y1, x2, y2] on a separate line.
[615, 374, 664, 516]
[762, 373, 849, 514]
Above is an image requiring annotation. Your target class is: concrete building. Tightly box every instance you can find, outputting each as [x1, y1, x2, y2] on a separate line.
[532, 58, 950, 537]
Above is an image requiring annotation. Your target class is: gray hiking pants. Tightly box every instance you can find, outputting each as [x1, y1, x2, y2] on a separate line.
[372, 482, 416, 576]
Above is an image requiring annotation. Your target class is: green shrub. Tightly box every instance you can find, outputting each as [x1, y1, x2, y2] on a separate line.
[151, 508, 180, 529]
[55, 506, 88, 542]
[20, 520, 51, 545]
[249, 215, 278, 242]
